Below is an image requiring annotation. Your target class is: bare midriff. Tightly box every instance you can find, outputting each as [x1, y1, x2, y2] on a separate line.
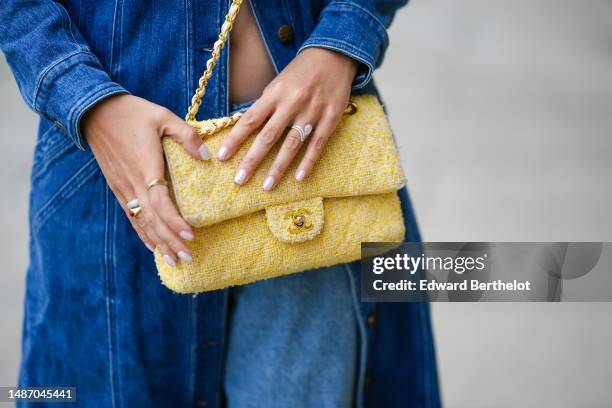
[229, 1, 277, 104]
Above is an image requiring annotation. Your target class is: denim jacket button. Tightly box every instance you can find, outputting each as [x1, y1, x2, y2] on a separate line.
[53, 120, 65, 132]
[277, 24, 294, 44]
[367, 311, 377, 328]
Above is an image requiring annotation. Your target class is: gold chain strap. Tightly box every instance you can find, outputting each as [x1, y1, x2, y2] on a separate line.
[185, 0, 358, 136]
[186, 0, 244, 122]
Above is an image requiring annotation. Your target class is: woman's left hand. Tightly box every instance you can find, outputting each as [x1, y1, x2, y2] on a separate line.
[218, 48, 358, 190]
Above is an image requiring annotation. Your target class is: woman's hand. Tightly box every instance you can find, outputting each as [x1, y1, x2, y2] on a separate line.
[219, 48, 358, 190]
[83, 94, 211, 266]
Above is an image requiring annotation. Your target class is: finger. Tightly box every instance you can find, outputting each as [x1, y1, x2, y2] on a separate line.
[134, 140, 194, 264]
[132, 206, 165, 253]
[117, 190, 158, 253]
[263, 117, 316, 191]
[146, 184, 194, 242]
[140, 182, 194, 264]
[139, 134, 194, 239]
[147, 208, 193, 264]
[105, 175, 156, 252]
[156, 242, 177, 267]
[133, 193, 191, 265]
[218, 99, 273, 161]
[295, 110, 341, 181]
[131, 221, 156, 252]
[161, 110, 211, 161]
[233, 108, 295, 186]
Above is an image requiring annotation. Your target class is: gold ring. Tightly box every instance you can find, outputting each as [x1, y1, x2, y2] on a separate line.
[147, 178, 168, 191]
[129, 206, 142, 218]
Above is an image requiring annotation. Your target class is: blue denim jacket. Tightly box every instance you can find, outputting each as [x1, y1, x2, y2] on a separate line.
[1, 1, 440, 407]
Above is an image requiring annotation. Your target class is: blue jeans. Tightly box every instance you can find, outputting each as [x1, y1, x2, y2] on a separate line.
[224, 265, 357, 407]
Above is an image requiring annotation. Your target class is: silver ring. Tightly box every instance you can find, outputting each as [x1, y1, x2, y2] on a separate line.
[290, 123, 313, 142]
[127, 199, 140, 210]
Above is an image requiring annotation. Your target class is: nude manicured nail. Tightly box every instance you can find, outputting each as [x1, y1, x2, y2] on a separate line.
[145, 243, 155, 252]
[178, 251, 193, 263]
[263, 176, 275, 191]
[199, 144, 211, 160]
[179, 230, 194, 241]
[296, 170, 306, 181]
[163, 254, 176, 267]
[218, 146, 228, 160]
[234, 169, 247, 185]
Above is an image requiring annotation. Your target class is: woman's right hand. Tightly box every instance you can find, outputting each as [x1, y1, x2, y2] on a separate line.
[82, 94, 210, 266]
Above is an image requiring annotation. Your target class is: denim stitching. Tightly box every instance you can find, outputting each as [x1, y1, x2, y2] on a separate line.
[111, 0, 125, 80]
[31, 157, 99, 234]
[345, 262, 366, 408]
[39, 134, 72, 168]
[420, 303, 435, 407]
[298, 40, 373, 89]
[219, 289, 230, 402]
[249, 0, 280, 74]
[67, 82, 125, 122]
[301, 37, 373, 64]
[187, 295, 197, 405]
[105, 11, 121, 404]
[281, 0, 296, 36]
[229, 98, 256, 114]
[109, 0, 120, 72]
[326, 1, 389, 35]
[111, 204, 122, 408]
[30, 127, 73, 182]
[52, 1, 79, 46]
[184, 0, 193, 113]
[215, 291, 228, 405]
[69, 84, 128, 150]
[104, 186, 117, 408]
[32, 51, 94, 113]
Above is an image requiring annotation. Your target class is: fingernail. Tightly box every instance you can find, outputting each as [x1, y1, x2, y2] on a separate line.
[296, 170, 306, 181]
[234, 169, 247, 185]
[163, 254, 176, 267]
[218, 146, 228, 161]
[263, 176, 275, 191]
[145, 243, 155, 252]
[178, 251, 193, 263]
[199, 144, 211, 160]
[179, 230, 194, 241]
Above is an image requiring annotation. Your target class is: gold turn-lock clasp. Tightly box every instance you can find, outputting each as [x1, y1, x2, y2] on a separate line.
[265, 197, 324, 243]
[344, 101, 358, 115]
[284, 209, 313, 234]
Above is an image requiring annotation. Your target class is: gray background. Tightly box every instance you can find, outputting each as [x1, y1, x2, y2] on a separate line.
[1, 0, 611, 406]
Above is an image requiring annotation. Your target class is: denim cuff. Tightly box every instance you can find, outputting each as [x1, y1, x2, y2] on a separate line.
[298, 1, 390, 90]
[33, 51, 129, 150]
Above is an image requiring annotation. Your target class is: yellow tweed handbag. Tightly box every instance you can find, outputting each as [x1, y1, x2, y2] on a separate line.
[155, 0, 406, 293]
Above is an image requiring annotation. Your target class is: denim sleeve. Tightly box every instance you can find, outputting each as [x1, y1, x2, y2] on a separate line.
[0, 1, 128, 150]
[299, 0, 409, 89]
